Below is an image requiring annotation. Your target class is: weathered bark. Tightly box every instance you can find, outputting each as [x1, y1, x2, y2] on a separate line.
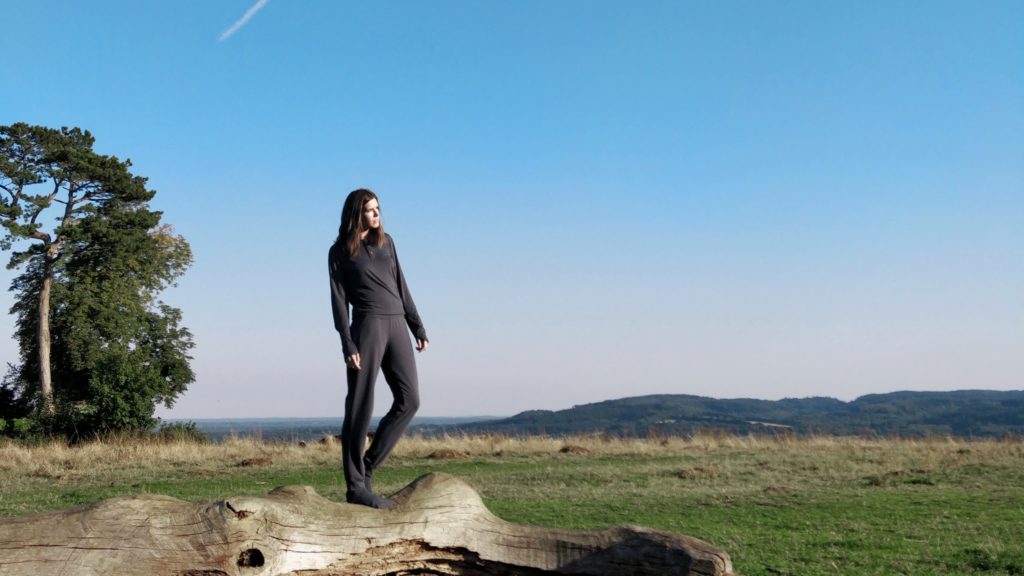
[37, 205, 68, 416]
[0, 472, 733, 576]
[36, 256, 55, 415]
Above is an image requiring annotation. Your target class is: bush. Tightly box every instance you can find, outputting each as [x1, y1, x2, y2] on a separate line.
[0, 417, 41, 439]
[156, 421, 209, 444]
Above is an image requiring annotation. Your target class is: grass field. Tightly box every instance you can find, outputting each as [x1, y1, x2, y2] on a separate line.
[2, 433, 1022, 575]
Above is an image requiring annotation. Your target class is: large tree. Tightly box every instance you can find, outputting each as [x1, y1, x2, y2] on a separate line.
[0, 123, 193, 436]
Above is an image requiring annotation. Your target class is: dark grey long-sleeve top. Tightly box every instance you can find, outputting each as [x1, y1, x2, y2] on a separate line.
[328, 233, 428, 357]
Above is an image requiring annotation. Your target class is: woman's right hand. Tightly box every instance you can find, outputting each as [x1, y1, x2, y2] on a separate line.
[346, 353, 361, 370]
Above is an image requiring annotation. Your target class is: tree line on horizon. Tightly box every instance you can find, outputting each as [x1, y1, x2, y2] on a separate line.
[425, 390, 1024, 439]
[0, 122, 194, 439]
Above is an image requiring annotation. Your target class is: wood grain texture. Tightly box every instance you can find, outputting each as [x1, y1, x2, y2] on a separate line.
[0, 472, 733, 576]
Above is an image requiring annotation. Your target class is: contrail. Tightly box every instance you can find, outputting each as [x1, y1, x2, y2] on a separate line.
[219, 0, 271, 42]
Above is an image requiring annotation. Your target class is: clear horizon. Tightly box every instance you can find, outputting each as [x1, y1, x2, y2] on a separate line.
[2, 1, 1022, 419]
[160, 387, 1024, 422]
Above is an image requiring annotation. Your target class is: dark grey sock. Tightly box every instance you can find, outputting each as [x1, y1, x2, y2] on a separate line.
[346, 487, 393, 509]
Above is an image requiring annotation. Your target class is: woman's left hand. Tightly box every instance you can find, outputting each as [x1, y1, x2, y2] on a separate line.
[416, 338, 429, 352]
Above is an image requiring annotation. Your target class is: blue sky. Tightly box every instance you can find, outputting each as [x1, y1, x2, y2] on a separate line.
[1, 1, 1021, 419]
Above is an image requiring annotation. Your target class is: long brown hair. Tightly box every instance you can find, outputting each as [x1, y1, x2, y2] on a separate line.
[338, 188, 386, 257]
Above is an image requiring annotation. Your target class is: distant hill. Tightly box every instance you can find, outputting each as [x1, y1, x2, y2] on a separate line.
[425, 390, 1024, 438]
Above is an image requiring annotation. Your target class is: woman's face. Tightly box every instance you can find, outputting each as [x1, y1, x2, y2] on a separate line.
[361, 198, 381, 230]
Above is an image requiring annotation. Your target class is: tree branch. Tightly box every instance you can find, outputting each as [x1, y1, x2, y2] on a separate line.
[0, 179, 27, 205]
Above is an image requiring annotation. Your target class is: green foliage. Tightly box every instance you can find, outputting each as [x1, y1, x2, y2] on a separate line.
[0, 417, 38, 439]
[12, 418, 34, 436]
[0, 364, 32, 421]
[155, 421, 209, 443]
[0, 122, 194, 439]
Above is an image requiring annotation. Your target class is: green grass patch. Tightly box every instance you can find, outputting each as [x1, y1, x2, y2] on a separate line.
[2, 437, 1022, 575]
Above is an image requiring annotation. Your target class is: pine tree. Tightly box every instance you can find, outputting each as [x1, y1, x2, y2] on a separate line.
[1, 123, 193, 437]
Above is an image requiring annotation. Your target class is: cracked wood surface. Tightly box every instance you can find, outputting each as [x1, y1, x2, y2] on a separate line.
[0, 472, 733, 576]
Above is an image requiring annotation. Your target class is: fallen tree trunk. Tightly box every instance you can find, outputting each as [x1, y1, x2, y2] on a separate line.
[0, 472, 733, 576]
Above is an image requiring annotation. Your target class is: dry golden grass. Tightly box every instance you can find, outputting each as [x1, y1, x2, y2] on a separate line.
[0, 436, 329, 478]
[2, 432, 1019, 481]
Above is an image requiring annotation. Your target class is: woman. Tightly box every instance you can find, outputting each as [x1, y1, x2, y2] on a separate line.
[328, 188, 428, 508]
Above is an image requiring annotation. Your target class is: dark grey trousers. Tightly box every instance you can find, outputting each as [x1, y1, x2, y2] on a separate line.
[342, 315, 420, 491]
